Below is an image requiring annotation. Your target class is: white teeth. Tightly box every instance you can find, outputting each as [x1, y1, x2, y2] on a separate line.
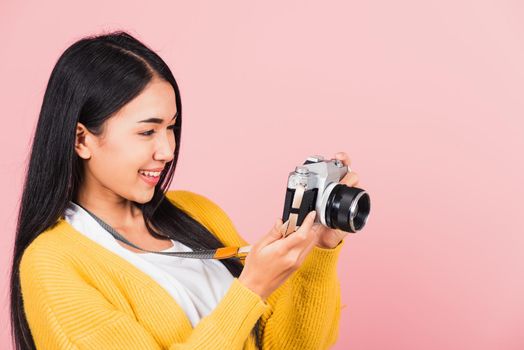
[139, 170, 161, 177]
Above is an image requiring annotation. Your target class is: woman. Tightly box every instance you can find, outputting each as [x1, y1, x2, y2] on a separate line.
[9, 31, 358, 349]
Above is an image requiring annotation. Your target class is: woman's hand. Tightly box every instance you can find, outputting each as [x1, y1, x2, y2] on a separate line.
[238, 211, 320, 301]
[312, 152, 360, 249]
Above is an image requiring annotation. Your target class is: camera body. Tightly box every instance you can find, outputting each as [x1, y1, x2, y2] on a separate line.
[282, 155, 371, 234]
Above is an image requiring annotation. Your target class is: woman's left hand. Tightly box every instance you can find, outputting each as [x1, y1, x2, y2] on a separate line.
[312, 152, 360, 249]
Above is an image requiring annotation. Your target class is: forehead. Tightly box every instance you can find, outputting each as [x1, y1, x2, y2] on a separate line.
[113, 78, 178, 122]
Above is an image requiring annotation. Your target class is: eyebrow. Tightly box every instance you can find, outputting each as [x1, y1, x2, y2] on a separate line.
[137, 113, 178, 124]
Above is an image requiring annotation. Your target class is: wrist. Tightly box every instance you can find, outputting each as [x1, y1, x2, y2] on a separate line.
[315, 237, 343, 249]
[314, 227, 346, 249]
[238, 275, 267, 301]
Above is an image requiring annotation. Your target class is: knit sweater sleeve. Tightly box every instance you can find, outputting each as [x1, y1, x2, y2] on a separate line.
[259, 241, 344, 349]
[20, 232, 269, 349]
[169, 190, 343, 349]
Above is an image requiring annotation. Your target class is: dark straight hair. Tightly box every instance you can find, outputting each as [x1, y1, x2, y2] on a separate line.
[9, 31, 262, 350]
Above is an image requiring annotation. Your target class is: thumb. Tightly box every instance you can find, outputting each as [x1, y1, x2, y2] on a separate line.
[256, 218, 285, 248]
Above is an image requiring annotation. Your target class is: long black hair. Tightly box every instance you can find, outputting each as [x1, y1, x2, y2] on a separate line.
[10, 30, 262, 350]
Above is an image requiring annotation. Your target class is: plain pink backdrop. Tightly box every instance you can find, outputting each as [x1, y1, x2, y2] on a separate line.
[1, 1, 523, 349]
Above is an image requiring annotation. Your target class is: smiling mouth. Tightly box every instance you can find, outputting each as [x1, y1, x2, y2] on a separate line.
[138, 170, 162, 177]
[138, 171, 161, 186]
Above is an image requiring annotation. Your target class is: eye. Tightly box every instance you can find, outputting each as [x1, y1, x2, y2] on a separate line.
[140, 130, 155, 136]
[140, 124, 177, 136]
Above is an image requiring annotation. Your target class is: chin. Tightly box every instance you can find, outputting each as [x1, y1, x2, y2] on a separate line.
[133, 189, 156, 204]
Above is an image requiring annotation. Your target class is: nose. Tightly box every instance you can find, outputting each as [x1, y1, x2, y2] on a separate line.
[153, 131, 175, 163]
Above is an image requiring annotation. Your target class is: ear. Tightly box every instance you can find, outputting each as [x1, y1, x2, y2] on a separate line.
[75, 122, 92, 160]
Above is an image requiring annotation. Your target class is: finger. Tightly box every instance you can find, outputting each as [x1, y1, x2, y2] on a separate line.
[256, 218, 284, 248]
[340, 171, 359, 187]
[296, 211, 317, 237]
[334, 152, 351, 167]
[282, 211, 317, 248]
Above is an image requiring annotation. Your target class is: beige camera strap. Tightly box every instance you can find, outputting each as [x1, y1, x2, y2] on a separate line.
[280, 183, 306, 238]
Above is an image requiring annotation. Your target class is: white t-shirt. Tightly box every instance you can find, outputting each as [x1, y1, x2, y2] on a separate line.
[63, 201, 235, 327]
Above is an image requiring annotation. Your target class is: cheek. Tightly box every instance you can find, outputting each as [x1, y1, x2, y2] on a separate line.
[118, 143, 152, 176]
[92, 140, 151, 186]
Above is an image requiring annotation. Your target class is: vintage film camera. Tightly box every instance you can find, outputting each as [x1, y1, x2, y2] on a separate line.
[281, 155, 371, 236]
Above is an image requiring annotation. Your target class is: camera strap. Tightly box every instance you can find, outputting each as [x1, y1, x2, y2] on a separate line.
[75, 203, 252, 260]
[74, 186, 306, 260]
[280, 183, 306, 238]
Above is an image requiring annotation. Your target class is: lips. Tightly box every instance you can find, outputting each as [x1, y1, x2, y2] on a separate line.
[138, 166, 165, 186]
[138, 171, 161, 186]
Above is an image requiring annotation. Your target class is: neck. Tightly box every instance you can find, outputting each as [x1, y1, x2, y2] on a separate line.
[74, 187, 143, 231]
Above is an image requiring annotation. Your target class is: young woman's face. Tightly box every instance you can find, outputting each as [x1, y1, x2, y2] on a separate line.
[76, 77, 178, 204]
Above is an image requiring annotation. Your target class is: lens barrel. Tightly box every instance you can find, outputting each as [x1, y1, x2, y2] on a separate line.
[325, 184, 370, 233]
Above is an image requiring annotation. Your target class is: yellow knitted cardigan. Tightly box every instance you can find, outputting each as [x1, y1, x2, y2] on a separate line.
[19, 190, 343, 349]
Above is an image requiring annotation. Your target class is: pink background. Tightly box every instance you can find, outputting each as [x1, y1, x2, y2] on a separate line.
[1, 1, 523, 349]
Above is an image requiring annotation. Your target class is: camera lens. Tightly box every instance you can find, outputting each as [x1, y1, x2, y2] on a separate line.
[324, 184, 370, 233]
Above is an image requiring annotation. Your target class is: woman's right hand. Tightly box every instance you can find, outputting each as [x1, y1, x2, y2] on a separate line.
[238, 211, 319, 301]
